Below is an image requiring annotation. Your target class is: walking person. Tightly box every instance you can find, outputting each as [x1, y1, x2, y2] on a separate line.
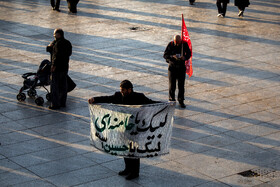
[163, 35, 191, 108]
[46, 28, 72, 110]
[50, 0, 60, 11]
[216, 0, 229, 17]
[88, 80, 159, 180]
[235, 0, 250, 17]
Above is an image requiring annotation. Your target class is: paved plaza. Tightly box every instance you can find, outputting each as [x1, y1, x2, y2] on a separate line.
[0, 0, 280, 186]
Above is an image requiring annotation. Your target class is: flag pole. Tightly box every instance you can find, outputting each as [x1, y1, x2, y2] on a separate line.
[181, 14, 184, 57]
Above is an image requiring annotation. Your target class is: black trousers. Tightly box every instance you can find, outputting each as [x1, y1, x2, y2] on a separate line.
[238, 6, 246, 11]
[67, 0, 80, 13]
[189, 0, 195, 3]
[51, 71, 68, 107]
[124, 158, 140, 175]
[168, 66, 186, 102]
[216, 2, 228, 16]
[50, 0, 60, 9]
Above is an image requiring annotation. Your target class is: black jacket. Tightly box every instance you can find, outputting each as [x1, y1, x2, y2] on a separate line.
[163, 41, 191, 68]
[93, 91, 157, 105]
[47, 38, 72, 72]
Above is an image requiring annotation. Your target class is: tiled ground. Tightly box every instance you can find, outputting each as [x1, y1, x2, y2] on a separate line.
[0, 0, 280, 186]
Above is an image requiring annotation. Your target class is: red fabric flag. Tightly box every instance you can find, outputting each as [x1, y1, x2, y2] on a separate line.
[181, 14, 193, 77]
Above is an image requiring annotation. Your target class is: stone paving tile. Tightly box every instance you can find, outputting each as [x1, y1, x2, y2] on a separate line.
[1, 0, 280, 186]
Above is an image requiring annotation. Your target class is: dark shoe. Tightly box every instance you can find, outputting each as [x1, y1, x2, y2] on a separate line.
[126, 173, 139, 180]
[169, 98, 176, 101]
[179, 102, 186, 108]
[190, 2, 194, 5]
[54, 8, 60, 12]
[118, 170, 130, 176]
[49, 106, 60, 110]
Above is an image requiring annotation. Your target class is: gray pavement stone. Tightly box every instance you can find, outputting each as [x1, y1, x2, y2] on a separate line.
[0, 0, 280, 186]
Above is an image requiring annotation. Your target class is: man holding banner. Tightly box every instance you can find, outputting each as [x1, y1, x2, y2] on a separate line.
[88, 80, 160, 180]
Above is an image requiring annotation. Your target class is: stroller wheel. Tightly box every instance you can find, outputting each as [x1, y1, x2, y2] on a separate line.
[17, 93, 26, 101]
[27, 89, 37, 98]
[46, 93, 51, 101]
[35, 97, 44, 106]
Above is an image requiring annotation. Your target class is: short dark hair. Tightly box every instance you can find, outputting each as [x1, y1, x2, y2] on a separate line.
[55, 28, 64, 37]
[120, 80, 133, 89]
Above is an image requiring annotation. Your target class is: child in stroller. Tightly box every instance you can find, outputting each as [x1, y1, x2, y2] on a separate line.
[17, 59, 52, 106]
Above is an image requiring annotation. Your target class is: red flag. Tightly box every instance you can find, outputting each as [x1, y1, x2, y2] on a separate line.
[181, 14, 193, 77]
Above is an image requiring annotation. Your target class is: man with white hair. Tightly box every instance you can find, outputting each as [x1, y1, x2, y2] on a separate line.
[163, 35, 191, 108]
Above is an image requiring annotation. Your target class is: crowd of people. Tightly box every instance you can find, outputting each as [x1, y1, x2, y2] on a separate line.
[188, 0, 250, 18]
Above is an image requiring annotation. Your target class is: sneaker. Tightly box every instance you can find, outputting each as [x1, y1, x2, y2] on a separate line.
[126, 173, 139, 180]
[217, 14, 224, 18]
[238, 11, 244, 17]
[118, 170, 130, 176]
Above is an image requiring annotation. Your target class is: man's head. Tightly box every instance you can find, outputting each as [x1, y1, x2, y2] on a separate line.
[53, 28, 64, 40]
[120, 80, 133, 96]
[173, 35, 181, 46]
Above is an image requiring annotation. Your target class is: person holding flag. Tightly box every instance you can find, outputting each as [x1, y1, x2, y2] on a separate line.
[163, 15, 192, 108]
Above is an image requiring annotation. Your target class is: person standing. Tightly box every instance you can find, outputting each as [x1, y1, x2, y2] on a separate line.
[163, 35, 191, 108]
[88, 80, 158, 180]
[235, 0, 250, 17]
[216, 0, 229, 17]
[47, 28, 72, 110]
[50, 0, 60, 11]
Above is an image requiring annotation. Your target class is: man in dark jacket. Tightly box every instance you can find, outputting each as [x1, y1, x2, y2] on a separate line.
[47, 28, 72, 109]
[88, 80, 158, 180]
[163, 35, 191, 108]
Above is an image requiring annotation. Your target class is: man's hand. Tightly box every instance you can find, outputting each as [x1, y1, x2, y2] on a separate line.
[88, 98, 95, 104]
[172, 55, 179, 60]
[51, 65, 56, 72]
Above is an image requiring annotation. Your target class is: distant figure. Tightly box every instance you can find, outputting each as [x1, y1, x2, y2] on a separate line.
[47, 29, 72, 110]
[189, 0, 195, 5]
[216, 0, 229, 18]
[67, 0, 80, 13]
[163, 35, 191, 108]
[235, 0, 250, 17]
[50, 0, 60, 12]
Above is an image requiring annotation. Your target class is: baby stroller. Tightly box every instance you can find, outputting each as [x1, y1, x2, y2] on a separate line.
[17, 59, 52, 106]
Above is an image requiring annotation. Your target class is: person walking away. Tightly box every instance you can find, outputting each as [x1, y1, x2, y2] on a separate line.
[216, 0, 229, 17]
[88, 80, 159, 180]
[235, 0, 250, 17]
[46, 28, 72, 110]
[50, 0, 60, 11]
[163, 35, 191, 108]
